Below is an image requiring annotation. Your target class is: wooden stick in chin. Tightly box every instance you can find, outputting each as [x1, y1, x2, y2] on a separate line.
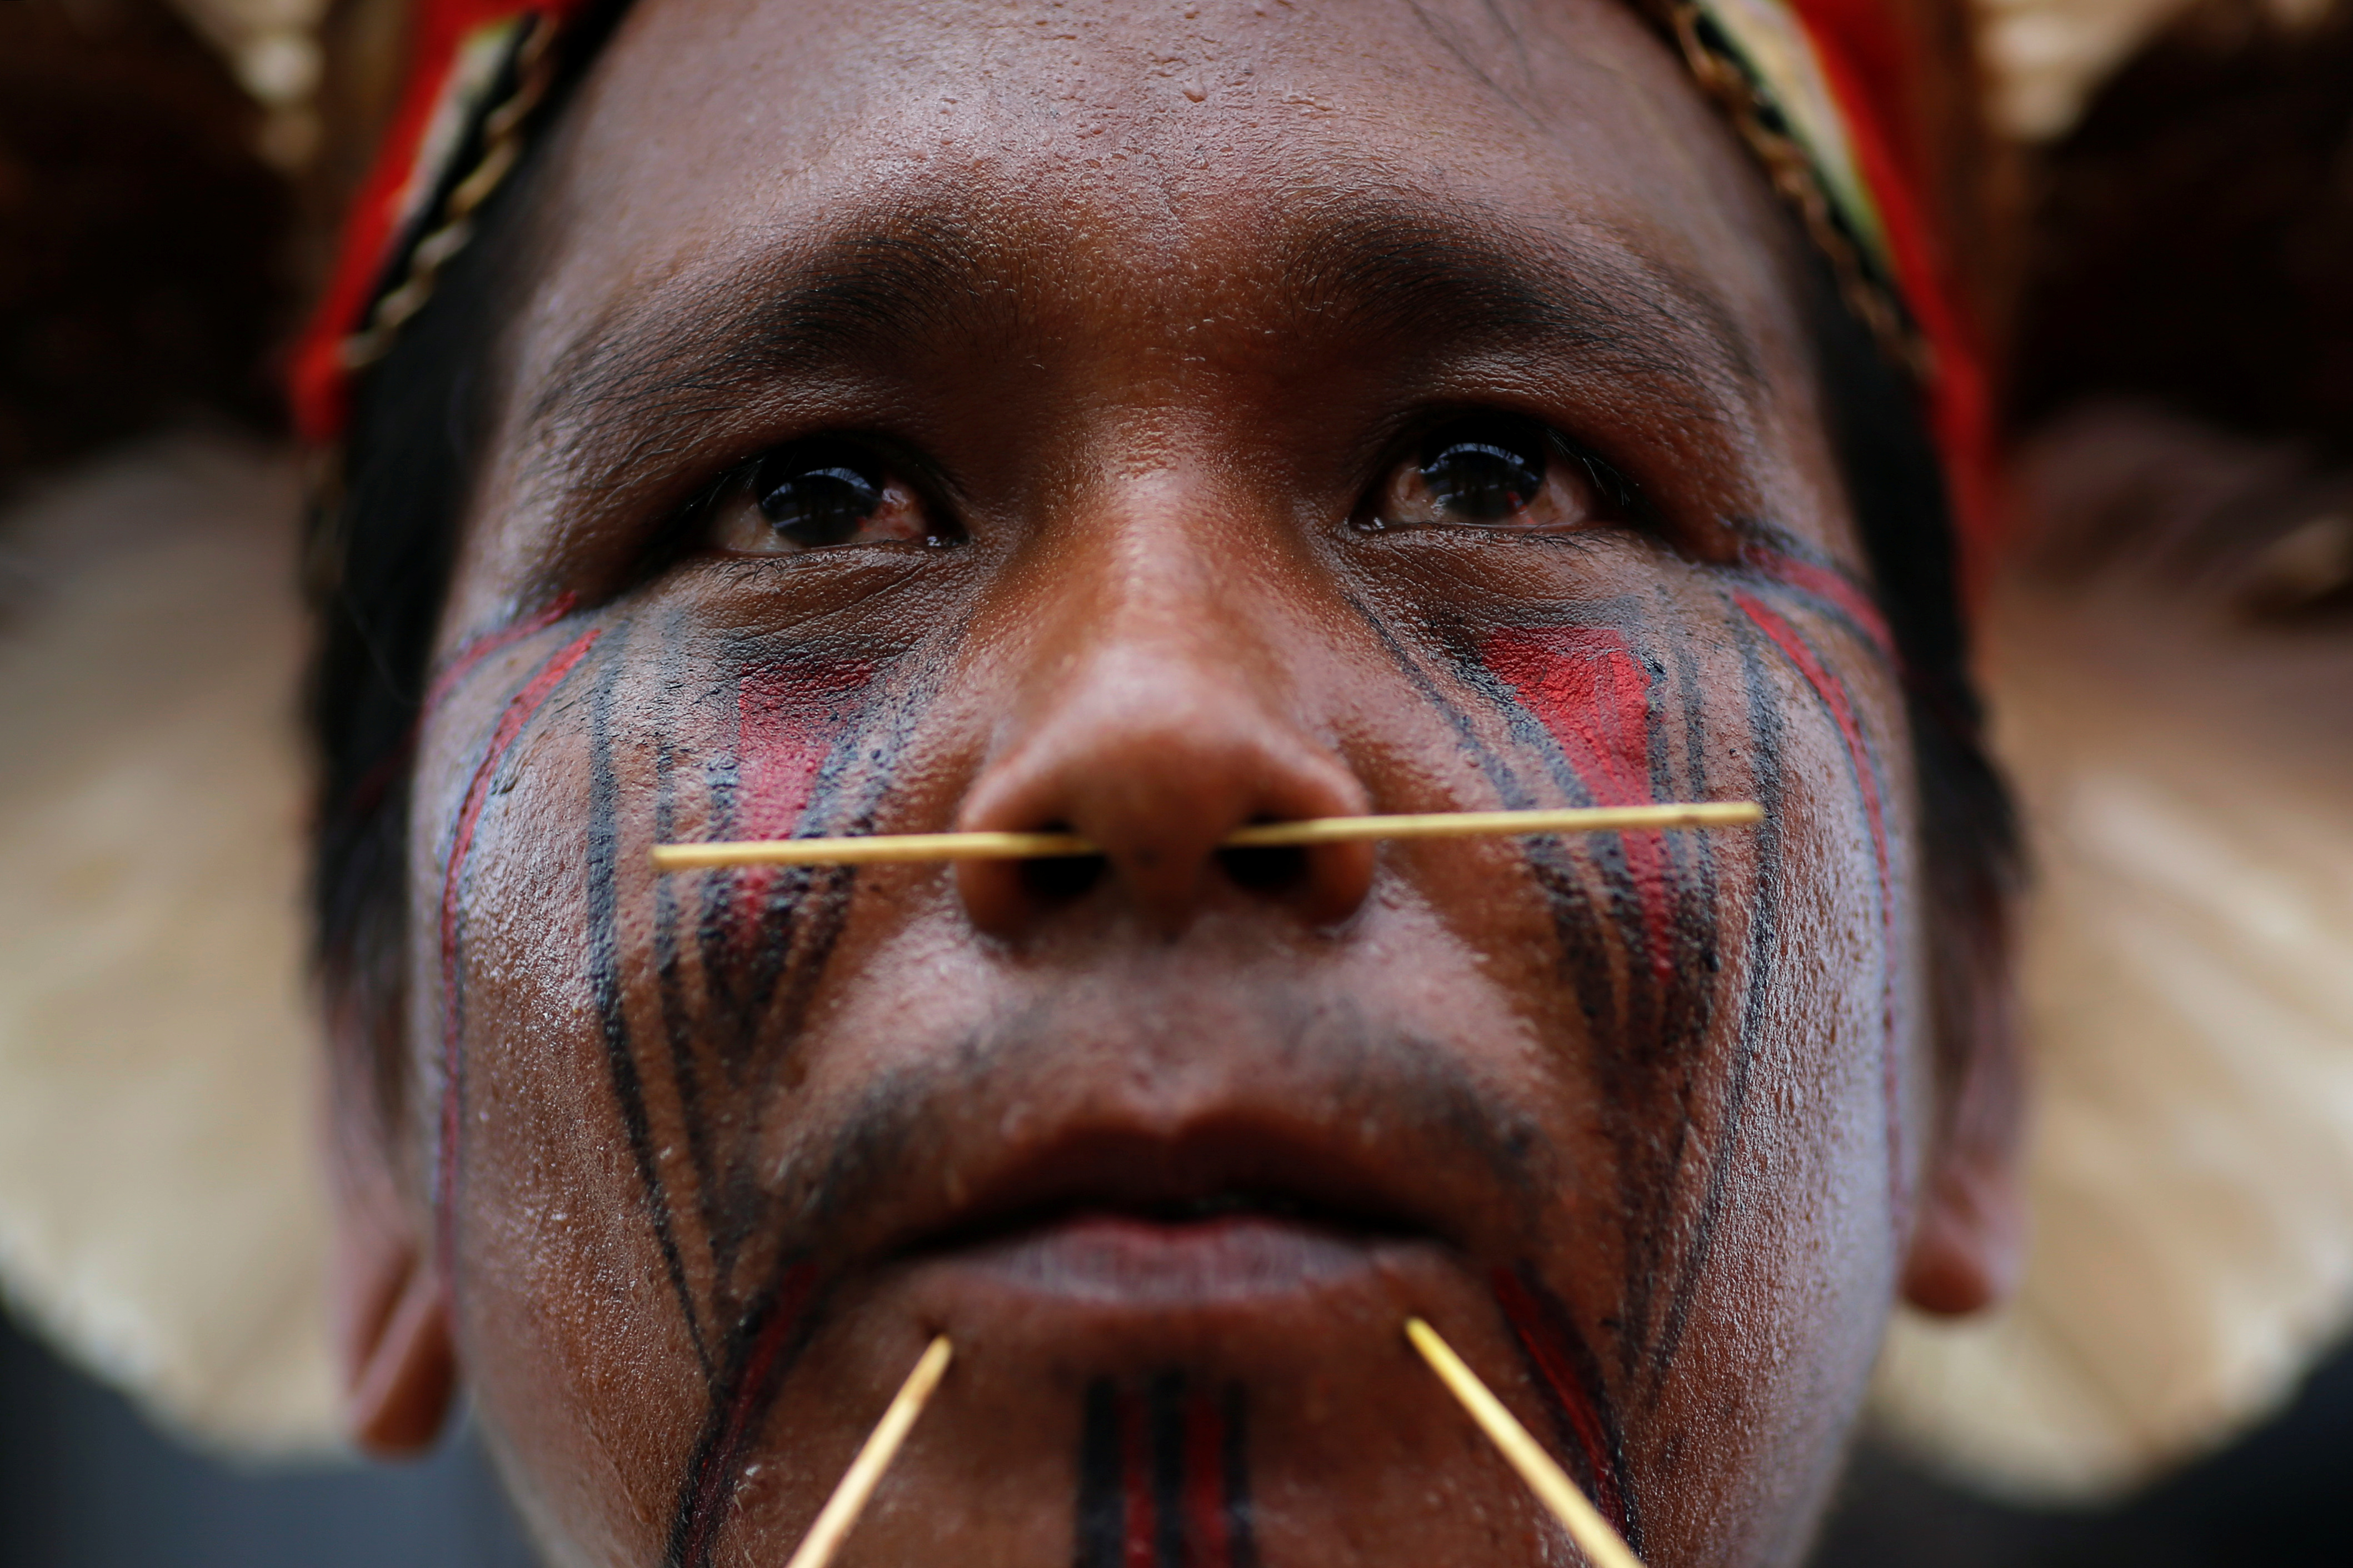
[1406, 1317, 1646, 1568]
[781, 1335, 953, 1568]
[652, 801, 1762, 871]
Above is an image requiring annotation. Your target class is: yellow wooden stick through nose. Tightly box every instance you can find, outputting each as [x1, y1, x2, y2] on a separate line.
[652, 801, 1762, 871]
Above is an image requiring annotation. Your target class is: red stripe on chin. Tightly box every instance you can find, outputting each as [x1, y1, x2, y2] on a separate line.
[1184, 1387, 1230, 1567]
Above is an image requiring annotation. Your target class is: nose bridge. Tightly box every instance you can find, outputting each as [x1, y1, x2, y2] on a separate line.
[1004, 458, 1302, 741]
[1074, 470, 1273, 694]
[955, 465, 1374, 936]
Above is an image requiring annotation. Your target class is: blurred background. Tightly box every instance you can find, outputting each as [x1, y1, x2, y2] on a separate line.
[1, 0, 2347, 1561]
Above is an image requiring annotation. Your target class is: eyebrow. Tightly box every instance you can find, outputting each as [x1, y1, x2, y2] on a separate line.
[1272, 201, 1761, 393]
[517, 188, 1765, 500]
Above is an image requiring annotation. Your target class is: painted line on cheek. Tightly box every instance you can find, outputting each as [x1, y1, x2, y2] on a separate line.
[690, 660, 880, 1092]
[421, 593, 583, 720]
[1731, 590, 1906, 1230]
[1739, 548, 1897, 665]
[1491, 1264, 1638, 1551]
[1650, 609, 1787, 1379]
[1664, 601, 1722, 979]
[1480, 628, 1677, 999]
[1334, 588, 1530, 811]
[652, 730, 723, 1286]
[666, 1256, 825, 1568]
[726, 662, 874, 943]
[434, 623, 603, 1276]
[337, 594, 586, 830]
[587, 644, 713, 1379]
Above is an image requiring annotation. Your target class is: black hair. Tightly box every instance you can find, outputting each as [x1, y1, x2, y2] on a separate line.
[306, 68, 2017, 1122]
[1796, 237, 2021, 1096]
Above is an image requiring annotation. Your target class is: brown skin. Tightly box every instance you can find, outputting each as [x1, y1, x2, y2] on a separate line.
[329, 2, 2020, 1564]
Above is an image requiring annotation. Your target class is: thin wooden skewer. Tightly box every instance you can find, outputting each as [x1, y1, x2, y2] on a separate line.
[652, 801, 1761, 871]
[1406, 1316, 1646, 1568]
[781, 1335, 954, 1568]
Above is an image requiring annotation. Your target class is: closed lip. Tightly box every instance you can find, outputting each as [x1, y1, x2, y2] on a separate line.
[881, 1121, 1457, 1303]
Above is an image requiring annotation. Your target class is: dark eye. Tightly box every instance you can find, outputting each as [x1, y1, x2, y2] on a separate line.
[1361, 415, 1617, 534]
[706, 441, 955, 554]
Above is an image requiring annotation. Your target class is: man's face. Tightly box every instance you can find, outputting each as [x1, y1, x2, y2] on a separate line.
[399, 1, 1944, 1562]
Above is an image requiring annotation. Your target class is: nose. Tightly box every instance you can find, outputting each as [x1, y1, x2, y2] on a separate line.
[953, 493, 1375, 939]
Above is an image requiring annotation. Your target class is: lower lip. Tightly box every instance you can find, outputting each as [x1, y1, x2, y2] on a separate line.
[942, 1214, 1393, 1305]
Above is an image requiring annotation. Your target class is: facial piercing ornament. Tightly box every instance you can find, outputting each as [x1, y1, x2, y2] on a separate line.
[782, 1335, 954, 1568]
[652, 801, 1763, 871]
[1407, 1316, 1646, 1568]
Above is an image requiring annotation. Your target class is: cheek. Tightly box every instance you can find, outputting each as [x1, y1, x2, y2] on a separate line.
[1450, 587, 1916, 1555]
[410, 617, 910, 1564]
[1640, 590, 1919, 1552]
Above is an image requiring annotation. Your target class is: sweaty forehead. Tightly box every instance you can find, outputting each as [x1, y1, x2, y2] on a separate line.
[501, 0, 1804, 415]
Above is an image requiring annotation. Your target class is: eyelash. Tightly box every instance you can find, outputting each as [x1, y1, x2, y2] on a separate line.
[691, 437, 966, 559]
[1351, 412, 1645, 537]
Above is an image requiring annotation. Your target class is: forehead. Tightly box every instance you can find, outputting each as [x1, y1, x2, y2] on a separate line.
[507, 0, 1800, 397]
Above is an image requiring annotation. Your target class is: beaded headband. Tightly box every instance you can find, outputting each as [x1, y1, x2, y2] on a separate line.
[288, 0, 1997, 565]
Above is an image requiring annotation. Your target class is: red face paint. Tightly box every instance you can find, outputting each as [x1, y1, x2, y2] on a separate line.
[1739, 547, 1896, 664]
[1182, 1385, 1233, 1568]
[1078, 1375, 1256, 1568]
[666, 1258, 823, 1568]
[1490, 1264, 1633, 1542]
[1480, 627, 1676, 994]
[722, 660, 875, 936]
[422, 593, 583, 720]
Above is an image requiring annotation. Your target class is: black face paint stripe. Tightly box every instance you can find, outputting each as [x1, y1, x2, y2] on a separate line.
[664, 1257, 826, 1568]
[1073, 1376, 1256, 1568]
[1651, 598, 1785, 1375]
[1733, 588, 1907, 1234]
[1150, 1372, 1188, 1568]
[1076, 1379, 1126, 1568]
[653, 729, 723, 1365]
[1219, 1383, 1259, 1568]
[587, 629, 713, 1378]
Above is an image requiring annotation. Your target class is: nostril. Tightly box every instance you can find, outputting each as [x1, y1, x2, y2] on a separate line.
[1018, 841, 1107, 903]
[1216, 844, 1309, 894]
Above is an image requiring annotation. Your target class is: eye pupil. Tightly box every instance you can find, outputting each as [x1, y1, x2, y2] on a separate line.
[1421, 432, 1548, 522]
[757, 457, 883, 546]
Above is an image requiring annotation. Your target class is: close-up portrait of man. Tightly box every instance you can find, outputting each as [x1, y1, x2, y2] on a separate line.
[301, 1, 2023, 1561]
[1, 0, 2348, 1565]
